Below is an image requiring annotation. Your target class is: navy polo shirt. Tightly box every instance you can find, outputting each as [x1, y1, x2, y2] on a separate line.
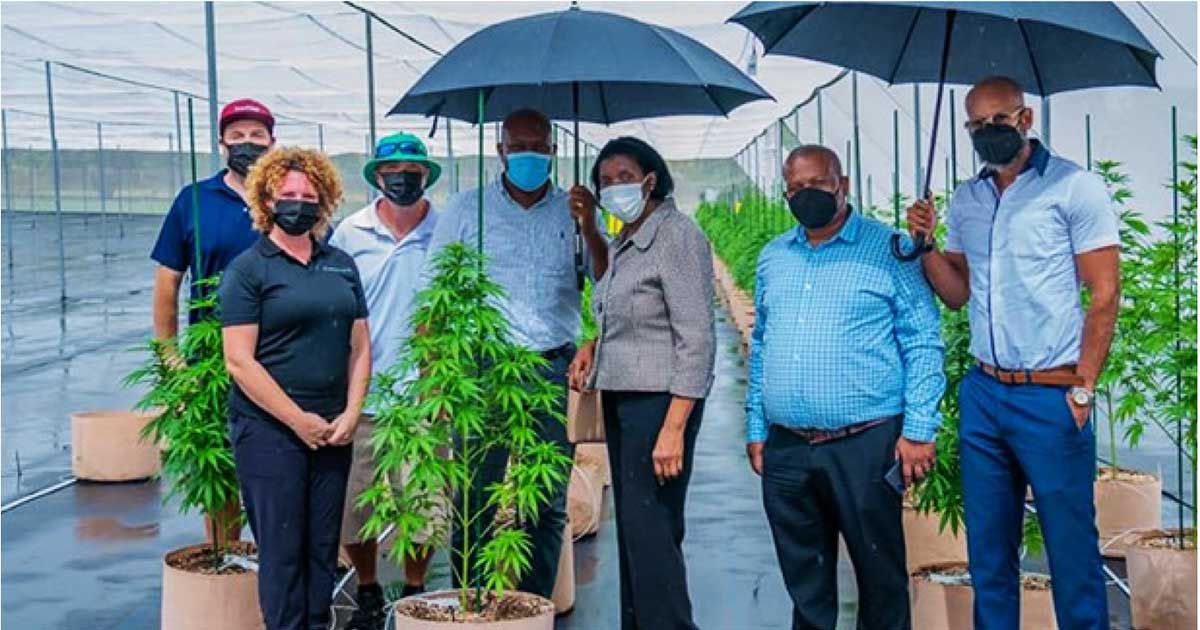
[151, 170, 259, 323]
[219, 236, 368, 422]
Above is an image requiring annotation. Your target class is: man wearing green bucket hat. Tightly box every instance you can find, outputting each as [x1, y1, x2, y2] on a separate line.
[330, 131, 443, 630]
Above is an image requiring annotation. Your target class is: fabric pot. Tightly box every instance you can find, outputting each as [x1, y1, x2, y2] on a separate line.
[566, 390, 605, 444]
[1094, 467, 1162, 558]
[70, 410, 160, 481]
[575, 443, 610, 487]
[910, 565, 973, 630]
[567, 465, 602, 540]
[551, 521, 575, 615]
[903, 506, 968, 574]
[1127, 529, 1197, 630]
[910, 563, 1056, 630]
[393, 590, 555, 630]
[161, 543, 263, 630]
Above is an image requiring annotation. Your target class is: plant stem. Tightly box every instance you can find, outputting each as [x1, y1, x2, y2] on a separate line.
[1106, 392, 1117, 470]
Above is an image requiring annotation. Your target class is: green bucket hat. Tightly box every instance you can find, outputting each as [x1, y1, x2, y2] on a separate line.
[362, 131, 442, 189]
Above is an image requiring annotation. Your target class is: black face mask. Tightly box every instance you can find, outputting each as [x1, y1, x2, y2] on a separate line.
[273, 199, 321, 236]
[380, 171, 424, 207]
[787, 187, 840, 229]
[971, 124, 1026, 167]
[226, 142, 269, 177]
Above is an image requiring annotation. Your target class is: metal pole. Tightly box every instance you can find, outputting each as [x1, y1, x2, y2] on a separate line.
[2, 109, 12, 270]
[1041, 95, 1051, 149]
[446, 118, 456, 194]
[778, 119, 785, 198]
[365, 13, 377, 148]
[845, 140, 853, 204]
[97, 122, 107, 259]
[168, 133, 176, 192]
[949, 88, 958, 187]
[204, 2, 220, 173]
[892, 109, 900, 229]
[552, 126, 559, 187]
[173, 90, 184, 188]
[1170, 105, 1183, 541]
[913, 84, 923, 197]
[816, 91, 824, 145]
[45, 62, 67, 303]
[793, 108, 800, 146]
[852, 72, 863, 210]
[364, 134, 372, 205]
[1085, 114, 1092, 171]
[317, 123, 325, 153]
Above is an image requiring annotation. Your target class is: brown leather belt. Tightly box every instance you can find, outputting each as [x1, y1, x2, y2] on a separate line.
[977, 361, 1084, 387]
[777, 417, 893, 445]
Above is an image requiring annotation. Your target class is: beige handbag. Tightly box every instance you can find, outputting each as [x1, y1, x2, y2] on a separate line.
[566, 389, 605, 443]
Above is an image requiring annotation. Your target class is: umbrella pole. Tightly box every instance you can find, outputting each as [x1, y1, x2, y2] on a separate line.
[477, 88, 484, 257]
[572, 82, 584, 290]
[892, 9, 957, 261]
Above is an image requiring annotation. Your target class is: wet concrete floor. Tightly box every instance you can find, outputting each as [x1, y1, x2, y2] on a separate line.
[0, 210, 1162, 628]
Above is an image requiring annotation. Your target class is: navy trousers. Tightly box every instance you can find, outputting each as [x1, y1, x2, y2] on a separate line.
[231, 413, 352, 630]
[959, 367, 1108, 630]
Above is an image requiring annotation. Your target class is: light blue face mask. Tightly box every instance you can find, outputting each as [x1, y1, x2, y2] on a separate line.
[504, 151, 552, 192]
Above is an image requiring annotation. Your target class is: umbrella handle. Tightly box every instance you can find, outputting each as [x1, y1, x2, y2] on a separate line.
[890, 232, 932, 261]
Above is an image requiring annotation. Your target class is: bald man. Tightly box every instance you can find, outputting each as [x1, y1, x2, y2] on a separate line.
[747, 145, 944, 629]
[426, 107, 608, 598]
[907, 76, 1118, 630]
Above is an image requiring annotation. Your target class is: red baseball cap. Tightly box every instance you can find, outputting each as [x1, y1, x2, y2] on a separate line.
[219, 98, 275, 137]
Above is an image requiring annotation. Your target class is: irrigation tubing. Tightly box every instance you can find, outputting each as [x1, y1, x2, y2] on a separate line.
[0, 476, 77, 513]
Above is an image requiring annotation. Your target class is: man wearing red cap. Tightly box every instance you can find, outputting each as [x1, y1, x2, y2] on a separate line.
[149, 98, 276, 542]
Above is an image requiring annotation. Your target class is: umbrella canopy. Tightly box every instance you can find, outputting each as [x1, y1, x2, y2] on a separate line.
[389, 6, 771, 124]
[729, 1, 1160, 259]
[728, 2, 1160, 96]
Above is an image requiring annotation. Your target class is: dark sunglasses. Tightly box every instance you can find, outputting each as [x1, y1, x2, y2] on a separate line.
[375, 141, 426, 159]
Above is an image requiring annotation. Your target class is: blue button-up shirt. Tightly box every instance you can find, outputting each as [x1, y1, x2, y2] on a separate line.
[150, 169, 258, 323]
[745, 210, 945, 443]
[427, 177, 604, 352]
[329, 200, 437, 412]
[945, 141, 1119, 370]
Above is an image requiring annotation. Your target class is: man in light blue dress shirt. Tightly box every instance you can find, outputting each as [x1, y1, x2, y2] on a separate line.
[747, 145, 944, 630]
[426, 108, 609, 599]
[908, 76, 1120, 630]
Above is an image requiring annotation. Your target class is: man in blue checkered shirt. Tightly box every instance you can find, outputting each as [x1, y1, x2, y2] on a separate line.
[746, 145, 945, 630]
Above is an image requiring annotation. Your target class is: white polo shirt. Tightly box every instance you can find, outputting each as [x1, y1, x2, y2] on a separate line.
[945, 141, 1119, 371]
[329, 199, 437, 410]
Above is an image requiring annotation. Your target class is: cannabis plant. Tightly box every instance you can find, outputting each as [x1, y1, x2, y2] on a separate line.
[124, 276, 240, 567]
[360, 242, 573, 609]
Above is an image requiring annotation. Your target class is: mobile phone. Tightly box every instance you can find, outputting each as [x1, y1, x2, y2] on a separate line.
[885, 460, 906, 496]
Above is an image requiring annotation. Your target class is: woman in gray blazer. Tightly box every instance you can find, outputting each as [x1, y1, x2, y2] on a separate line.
[567, 136, 716, 630]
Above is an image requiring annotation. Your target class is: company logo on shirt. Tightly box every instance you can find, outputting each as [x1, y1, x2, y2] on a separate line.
[318, 265, 354, 274]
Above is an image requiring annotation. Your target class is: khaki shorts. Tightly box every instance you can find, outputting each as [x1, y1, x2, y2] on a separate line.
[340, 415, 449, 546]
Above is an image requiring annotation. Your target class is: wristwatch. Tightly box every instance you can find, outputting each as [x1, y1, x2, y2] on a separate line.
[1069, 386, 1095, 407]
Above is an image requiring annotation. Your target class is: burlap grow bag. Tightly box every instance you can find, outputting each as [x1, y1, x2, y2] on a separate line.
[71, 410, 160, 481]
[910, 563, 1056, 630]
[574, 443, 610, 487]
[903, 506, 968, 574]
[551, 520, 575, 615]
[1127, 529, 1197, 630]
[566, 390, 605, 444]
[1094, 468, 1162, 558]
[161, 543, 263, 630]
[567, 465, 602, 540]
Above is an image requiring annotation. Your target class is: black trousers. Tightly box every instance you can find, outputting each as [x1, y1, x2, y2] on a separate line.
[451, 349, 574, 598]
[603, 390, 704, 630]
[761, 419, 909, 630]
[231, 412, 352, 630]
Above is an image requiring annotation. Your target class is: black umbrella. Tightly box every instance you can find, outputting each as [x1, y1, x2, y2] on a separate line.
[729, 1, 1161, 259]
[389, 5, 771, 285]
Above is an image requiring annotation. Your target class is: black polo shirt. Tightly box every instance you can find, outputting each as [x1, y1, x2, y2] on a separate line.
[219, 235, 368, 421]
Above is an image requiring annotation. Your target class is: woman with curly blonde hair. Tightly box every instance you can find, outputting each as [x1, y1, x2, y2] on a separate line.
[219, 146, 371, 630]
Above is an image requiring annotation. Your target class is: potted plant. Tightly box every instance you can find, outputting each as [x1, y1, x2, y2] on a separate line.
[124, 278, 262, 630]
[1089, 159, 1164, 557]
[910, 562, 1057, 630]
[360, 243, 573, 628]
[1124, 137, 1197, 630]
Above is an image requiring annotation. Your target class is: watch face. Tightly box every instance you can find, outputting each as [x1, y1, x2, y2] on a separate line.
[1072, 388, 1092, 406]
